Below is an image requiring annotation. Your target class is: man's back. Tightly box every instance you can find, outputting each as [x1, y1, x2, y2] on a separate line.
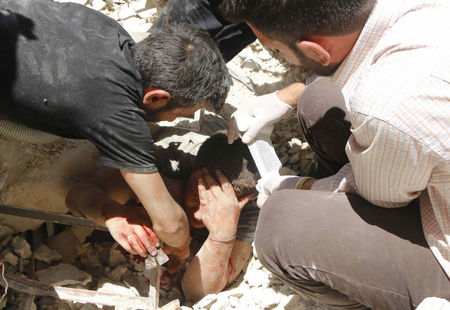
[0, 0, 143, 138]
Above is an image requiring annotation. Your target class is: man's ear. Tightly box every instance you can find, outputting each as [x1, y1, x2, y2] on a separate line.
[297, 40, 331, 66]
[142, 88, 171, 110]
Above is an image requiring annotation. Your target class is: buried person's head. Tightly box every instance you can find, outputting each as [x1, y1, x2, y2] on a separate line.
[131, 24, 230, 122]
[184, 133, 260, 227]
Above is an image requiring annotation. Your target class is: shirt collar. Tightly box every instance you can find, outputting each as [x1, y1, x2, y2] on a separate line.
[331, 0, 407, 88]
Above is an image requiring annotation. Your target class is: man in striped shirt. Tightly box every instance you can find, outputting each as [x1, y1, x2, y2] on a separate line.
[222, 0, 449, 308]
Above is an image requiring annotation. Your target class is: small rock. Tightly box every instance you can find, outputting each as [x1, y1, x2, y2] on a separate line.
[118, 5, 136, 20]
[0, 225, 14, 240]
[137, 7, 157, 19]
[11, 236, 32, 259]
[194, 293, 217, 310]
[36, 263, 92, 286]
[280, 154, 289, 165]
[288, 145, 301, 154]
[288, 152, 300, 164]
[34, 245, 62, 264]
[89, 0, 106, 10]
[244, 268, 270, 288]
[131, 259, 144, 272]
[130, 0, 155, 12]
[108, 264, 128, 282]
[109, 245, 128, 267]
[120, 17, 151, 33]
[0, 235, 12, 248]
[2, 252, 19, 266]
[122, 271, 148, 296]
[241, 57, 261, 71]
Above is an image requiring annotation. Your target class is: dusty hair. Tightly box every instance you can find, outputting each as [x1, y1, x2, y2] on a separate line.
[195, 133, 260, 198]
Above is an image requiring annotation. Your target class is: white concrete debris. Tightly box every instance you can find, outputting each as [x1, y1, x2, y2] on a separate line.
[11, 236, 32, 259]
[35, 263, 92, 286]
[34, 244, 63, 264]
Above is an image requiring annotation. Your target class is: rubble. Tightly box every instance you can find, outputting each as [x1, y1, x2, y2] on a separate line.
[34, 245, 62, 265]
[11, 236, 32, 259]
[35, 263, 92, 286]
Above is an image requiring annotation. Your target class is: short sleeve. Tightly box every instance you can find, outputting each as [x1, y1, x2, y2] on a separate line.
[83, 109, 158, 173]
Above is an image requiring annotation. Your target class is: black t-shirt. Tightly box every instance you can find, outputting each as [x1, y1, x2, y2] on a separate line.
[0, 0, 157, 173]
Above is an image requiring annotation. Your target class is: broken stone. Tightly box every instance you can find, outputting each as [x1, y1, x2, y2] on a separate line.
[2, 252, 19, 266]
[137, 7, 157, 19]
[0, 225, 14, 240]
[34, 244, 62, 264]
[108, 263, 128, 282]
[118, 5, 136, 20]
[288, 145, 302, 154]
[288, 152, 301, 164]
[47, 227, 93, 263]
[109, 244, 128, 267]
[35, 263, 92, 286]
[129, 0, 155, 12]
[120, 17, 151, 33]
[89, 0, 106, 11]
[0, 235, 12, 248]
[11, 236, 32, 259]
[122, 270, 149, 296]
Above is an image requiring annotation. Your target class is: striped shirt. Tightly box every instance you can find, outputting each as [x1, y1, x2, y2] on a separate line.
[311, 0, 450, 277]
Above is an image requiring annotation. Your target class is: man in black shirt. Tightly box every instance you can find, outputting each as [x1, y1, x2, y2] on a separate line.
[0, 0, 230, 259]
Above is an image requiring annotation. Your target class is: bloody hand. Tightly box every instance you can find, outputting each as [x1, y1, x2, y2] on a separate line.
[103, 204, 159, 257]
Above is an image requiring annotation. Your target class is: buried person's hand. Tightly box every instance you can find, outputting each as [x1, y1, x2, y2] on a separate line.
[195, 168, 251, 241]
[103, 204, 159, 257]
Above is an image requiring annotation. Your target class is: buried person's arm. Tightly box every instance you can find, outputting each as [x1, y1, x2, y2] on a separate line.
[181, 169, 253, 301]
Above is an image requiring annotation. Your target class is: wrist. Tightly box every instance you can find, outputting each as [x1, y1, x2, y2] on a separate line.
[276, 82, 306, 107]
[295, 177, 316, 190]
[208, 234, 236, 243]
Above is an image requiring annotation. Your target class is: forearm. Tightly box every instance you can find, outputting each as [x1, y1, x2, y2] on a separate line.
[181, 238, 235, 301]
[121, 170, 190, 248]
[276, 82, 306, 107]
[66, 182, 118, 225]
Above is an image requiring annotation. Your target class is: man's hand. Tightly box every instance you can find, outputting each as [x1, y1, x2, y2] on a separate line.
[228, 91, 292, 144]
[194, 169, 251, 241]
[228, 83, 306, 144]
[103, 205, 159, 257]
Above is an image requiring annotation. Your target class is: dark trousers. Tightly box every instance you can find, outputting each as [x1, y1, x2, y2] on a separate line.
[255, 77, 450, 309]
[151, 0, 256, 62]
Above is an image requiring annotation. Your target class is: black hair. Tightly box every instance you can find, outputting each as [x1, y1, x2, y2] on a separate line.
[221, 0, 376, 45]
[195, 133, 260, 198]
[131, 24, 230, 112]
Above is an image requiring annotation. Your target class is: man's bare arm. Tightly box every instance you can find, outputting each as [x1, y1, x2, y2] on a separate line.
[120, 170, 190, 249]
[181, 239, 252, 301]
[180, 169, 252, 301]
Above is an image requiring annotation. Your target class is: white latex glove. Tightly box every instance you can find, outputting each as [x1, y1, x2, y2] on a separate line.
[256, 175, 305, 208]
[228, 91, 292, 144]
[416, 297, 450, 310]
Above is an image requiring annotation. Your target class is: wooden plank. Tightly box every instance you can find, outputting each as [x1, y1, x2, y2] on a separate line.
[0, 272, 179, 309]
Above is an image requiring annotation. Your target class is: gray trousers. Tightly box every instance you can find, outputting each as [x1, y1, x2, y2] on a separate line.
[254, 77, 450, 309]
